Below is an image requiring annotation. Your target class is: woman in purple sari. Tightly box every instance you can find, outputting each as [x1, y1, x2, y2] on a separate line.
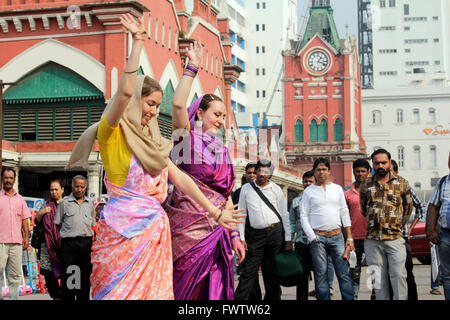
[35, 179, 63, 299]
[166, 41, 245, 300]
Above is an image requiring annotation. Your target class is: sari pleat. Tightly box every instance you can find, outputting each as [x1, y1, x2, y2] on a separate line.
[90, 155, 173, 300]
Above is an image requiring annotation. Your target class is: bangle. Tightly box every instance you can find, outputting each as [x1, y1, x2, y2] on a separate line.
[216, 209, 223, 222]
[183, 70, 196, 78]
[132, 30, 146, 36]
[185, 65, 198, 76]
[346, 238, 354, 242]
[124, 68, 139, 74]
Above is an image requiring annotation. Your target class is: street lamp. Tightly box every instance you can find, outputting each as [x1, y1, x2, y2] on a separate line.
[0, 80, 16, 178]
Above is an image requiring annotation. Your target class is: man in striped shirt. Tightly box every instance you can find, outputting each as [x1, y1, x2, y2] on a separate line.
[427, 150, 450, 300]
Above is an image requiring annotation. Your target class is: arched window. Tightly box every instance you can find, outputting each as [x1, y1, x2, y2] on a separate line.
[309, 119, 318, 142]
[429, 108, 436, 123]
[160, 81, 174, 116]
[318, 119, 328, 142]
[396, 109, 404, 124]
[413, 145, 421, 168]
[371, 110, 382, 125]
[397, 146, 405, 168]
[294, 120, 303, 142]
[333, 118, 343, 141]
[413, 108, 420, 123]
[430, 145, 437, 168]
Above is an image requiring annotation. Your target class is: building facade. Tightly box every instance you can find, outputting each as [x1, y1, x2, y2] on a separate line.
[370, 0, 450, 89]
[362, 87, 450, 194]
[283, 0, 367, 187]
[1, 0, 303, 201]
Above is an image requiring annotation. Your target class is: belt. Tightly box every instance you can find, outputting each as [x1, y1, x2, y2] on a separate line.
[314, 228, 342, 237]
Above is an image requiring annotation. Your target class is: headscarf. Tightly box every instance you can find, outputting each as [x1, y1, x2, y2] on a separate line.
[66, 75, 173, 175]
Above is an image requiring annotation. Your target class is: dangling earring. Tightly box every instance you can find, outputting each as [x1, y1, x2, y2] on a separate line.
[195, 118, 203, 128]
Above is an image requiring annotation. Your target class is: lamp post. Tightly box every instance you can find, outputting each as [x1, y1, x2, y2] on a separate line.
[0, 80, 16, 178]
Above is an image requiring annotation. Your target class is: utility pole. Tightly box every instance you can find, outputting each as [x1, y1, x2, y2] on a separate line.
[0, 80, 16, 179]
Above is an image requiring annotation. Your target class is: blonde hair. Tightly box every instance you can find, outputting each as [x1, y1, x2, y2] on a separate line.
[141, 76, 163, 97]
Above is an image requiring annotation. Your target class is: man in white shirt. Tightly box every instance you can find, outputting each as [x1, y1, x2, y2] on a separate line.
[300, 157, 354, 300]
[235, 160, 292, 300]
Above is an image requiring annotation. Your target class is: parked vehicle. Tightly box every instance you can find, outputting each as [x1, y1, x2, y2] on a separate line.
[409, 208, 431, 265]
[23, 197, 45, 225]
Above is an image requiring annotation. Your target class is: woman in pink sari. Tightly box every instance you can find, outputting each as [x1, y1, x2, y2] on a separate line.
[166, 41, 245, 300]
[66, 14, 243, 300]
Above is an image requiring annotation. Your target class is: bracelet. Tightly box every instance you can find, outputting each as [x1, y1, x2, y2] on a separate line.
[187, 61, 199, 69]
[132, 29, 146, 36]
[186, 64, 198, 73]
[346, 238, 354, 242]
[183, 70, 196, 78]
[124, 68, 139, 74]
[185, 65, 198, 75]
[216, 209, 223, 222]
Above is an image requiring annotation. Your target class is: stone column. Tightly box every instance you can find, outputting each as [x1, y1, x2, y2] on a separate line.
[87, 164, 101, 201]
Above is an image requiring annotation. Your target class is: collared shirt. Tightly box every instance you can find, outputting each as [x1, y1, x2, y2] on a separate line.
[289, 195, 309, 245]
[0, 189, 31, 244]
[54, 193, 96, 238]
[344, 183, 366, 240]
[300, 183, 351, 243]
[237, 181, 291, 242]
[403, 188, 424, 236]
[360, 174, 413, 241]
[428, 174, 450, 229]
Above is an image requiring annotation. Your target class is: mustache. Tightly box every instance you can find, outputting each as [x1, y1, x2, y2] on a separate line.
[376, 168, 388, 176]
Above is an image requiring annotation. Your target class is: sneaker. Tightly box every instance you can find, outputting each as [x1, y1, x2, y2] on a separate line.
[430, 289, 442, 295]
[308, 290, 316, 297]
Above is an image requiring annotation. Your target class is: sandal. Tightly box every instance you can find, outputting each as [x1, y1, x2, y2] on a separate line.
[430, 289, 442, 295]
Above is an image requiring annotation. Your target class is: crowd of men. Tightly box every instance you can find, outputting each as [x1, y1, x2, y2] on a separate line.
[233, 149, 450, 301]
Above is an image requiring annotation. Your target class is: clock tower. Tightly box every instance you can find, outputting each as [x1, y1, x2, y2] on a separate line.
[282, 0, 367, 187]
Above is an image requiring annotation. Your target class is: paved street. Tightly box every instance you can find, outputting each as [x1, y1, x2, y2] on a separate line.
[241, 257, 445, 300]
[3, 258, 445, 300]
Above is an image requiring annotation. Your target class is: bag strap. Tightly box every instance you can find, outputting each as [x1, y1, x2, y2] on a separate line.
[437, 175, 448, 207]
[249, 182, 283, 224]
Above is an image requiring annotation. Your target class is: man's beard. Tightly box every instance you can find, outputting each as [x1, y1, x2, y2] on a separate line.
[376, 168, 388, 177]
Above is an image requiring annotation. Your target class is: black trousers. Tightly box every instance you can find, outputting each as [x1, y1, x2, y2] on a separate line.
[294, 242, 313, 300]
[349, 239, 365, 299]
[40, 268, 61, 300]
[60, 237, 93, 301]
[235, 222, 283, 300]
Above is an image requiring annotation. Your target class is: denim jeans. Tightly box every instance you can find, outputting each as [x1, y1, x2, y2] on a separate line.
[310, 233, 354, 300]
[438, 229, 450, 300]
[431, 244, 441, 290]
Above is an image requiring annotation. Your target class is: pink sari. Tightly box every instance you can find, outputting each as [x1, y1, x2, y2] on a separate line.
[90, 155, 173, 300]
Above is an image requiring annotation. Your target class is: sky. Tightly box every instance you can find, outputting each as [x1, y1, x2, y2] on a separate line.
[298, 0, 359, 40]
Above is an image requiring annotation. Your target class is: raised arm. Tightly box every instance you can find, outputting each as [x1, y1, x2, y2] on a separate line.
[172, 40, 203, 129]
[106, 14, 147, 127]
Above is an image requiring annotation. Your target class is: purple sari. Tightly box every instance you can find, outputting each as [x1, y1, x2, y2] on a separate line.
[167, 95, 236, 300]
[43, 199, 61, 278]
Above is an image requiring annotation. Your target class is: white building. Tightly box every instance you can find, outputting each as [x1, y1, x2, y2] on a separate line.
[242, 0, 299, 126]
[362, 87, 450, 194]
[371, 0, 450, 89]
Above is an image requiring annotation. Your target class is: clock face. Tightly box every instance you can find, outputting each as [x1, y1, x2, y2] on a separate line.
[306, 50, 330, 73]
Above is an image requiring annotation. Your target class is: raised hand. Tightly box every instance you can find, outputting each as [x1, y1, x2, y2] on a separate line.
[120, 13, 146, 40]
[186, 39, 203, 68]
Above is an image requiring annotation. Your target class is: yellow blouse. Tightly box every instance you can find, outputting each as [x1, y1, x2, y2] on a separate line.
[97, 114, 133, 186]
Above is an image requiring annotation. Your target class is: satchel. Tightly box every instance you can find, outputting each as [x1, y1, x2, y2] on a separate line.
[249, 182, 303, 287]
[31, 220, 45, 249]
